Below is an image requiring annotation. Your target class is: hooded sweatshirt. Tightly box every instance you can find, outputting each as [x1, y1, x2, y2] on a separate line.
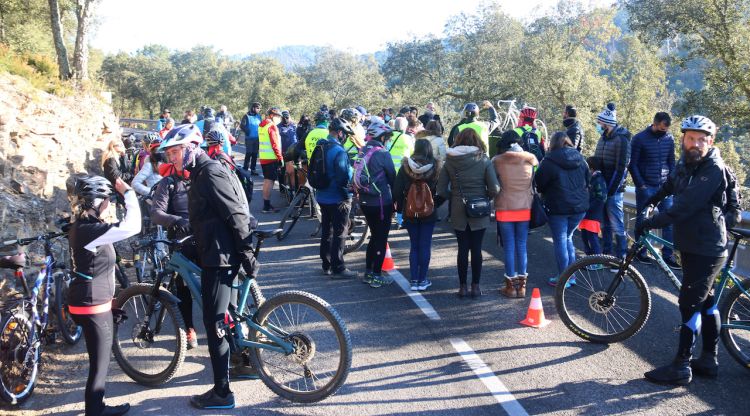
[534, 146, 590, 215]
[393, 155, 442, 223]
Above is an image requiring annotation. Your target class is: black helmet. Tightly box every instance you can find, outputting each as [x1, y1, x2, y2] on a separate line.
[281, 110, 291, 118]
[205, 128, 225, 146]
[71, 175, 114, 209]
[328, 118, 355, 137]
[463, 103, 479, 118]
[203, 107, 215, 119]
[314, 110, 330, 124]
[144, 132, 159, 144]
[340, 108, 359, 123]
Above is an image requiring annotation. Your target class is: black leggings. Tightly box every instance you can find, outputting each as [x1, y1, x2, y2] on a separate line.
[361, 204, 393, 274]
[73, 311, 113, 416]
[201, 266, 239, 396]
[676, 252, 726, 359]
[455, 225, 486, 285]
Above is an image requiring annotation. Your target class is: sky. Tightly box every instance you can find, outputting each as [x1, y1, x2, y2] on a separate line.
[92, 0, 613, 56]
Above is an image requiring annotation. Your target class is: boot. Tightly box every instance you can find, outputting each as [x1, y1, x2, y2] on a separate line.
[457, 283, 468, 298]
[516, 274, 528, 298]
[500, 275, 518, 298]
[644, 358, 692, 386]
[690, 353, 718, 378]
[470, 283, 482, 298]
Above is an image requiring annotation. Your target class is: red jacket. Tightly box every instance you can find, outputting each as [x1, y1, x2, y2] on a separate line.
[259, 119, 283, 164]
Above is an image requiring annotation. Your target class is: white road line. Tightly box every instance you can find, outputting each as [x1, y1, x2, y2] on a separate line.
[387, 269, 441, 321]
[450, 338, 530, 416]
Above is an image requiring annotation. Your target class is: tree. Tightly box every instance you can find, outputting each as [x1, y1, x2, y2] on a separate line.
[47, 0, 70, 79]
[71, 0, 98, 81]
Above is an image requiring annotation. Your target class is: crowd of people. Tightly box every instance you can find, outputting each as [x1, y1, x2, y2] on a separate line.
[67, 97, 740, 415]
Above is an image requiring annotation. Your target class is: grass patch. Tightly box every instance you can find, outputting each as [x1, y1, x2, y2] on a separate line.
[0, 45, 73, 96]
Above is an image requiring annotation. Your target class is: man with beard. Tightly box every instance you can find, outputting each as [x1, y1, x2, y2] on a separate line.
[637, 115, 742, 386]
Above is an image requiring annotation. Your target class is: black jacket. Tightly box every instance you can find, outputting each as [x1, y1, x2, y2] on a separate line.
[150, 174, 189, 228]
[563, 118, 584, 152]
[186, 152, 254, 268]
[535, 147, 590, 215]
[628, 126, 675, 188]
[594, 125, 631, 195]
[645, 148, 731, 257]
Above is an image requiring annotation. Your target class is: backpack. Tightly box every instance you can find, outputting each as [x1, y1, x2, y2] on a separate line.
[520, 127, 545, 161]
[213, 152, 254, 207]
[307, 141, 334, 189]
[404, 180, 434, 220]
[352, 145, 384, 196]
[722, 165, 742, 229]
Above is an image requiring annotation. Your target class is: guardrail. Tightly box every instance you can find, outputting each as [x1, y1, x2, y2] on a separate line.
[622, 186, 749, 275]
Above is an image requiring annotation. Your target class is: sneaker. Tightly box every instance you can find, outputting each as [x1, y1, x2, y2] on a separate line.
[664, 255, 682, 270]
[230, 365, 261, 380]
[369, 274, 394, 288]
[585, 264, 604, 271]
[548, 277, 576, 288]
[418, 280, 432, 291]
[100, 403, 130, 416]
[547, 277, 559, 287]
[190, 388, 235, 409]
[261, 206, 280, 213]
[690, 354, 718, 378]
[186, 328, 198, 350]
[410, 280, 419, 291]
[331, 269, 358, 279]
[322, 268, 332, 276]
[362, 272, 374, 284]
[636, 252, 652, 264]
[250, 170, 259, 176]
[644, 361, 692, 386]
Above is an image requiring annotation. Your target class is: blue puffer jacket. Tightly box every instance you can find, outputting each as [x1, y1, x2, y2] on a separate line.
[628, 126, 675, 188]
[315, 137, 353, 204]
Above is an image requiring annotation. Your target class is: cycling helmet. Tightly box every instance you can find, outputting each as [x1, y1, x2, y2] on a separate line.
[267, 107, 282, 117]
[314, 110, 330, 124]
[463, 103, 479, 118]
[148, 137, 163, 151]
[203, 107, 215, 119]
[281, 110, 291, 118]
[72, 175, 115, 209]
[329, 117, 355, 137]
[159, 124, 203, 150]
[319, 104, 329, 114]
[340, 108, 359, 123]
[144, 132, 159, 144]
[355, 106, 367, 117]
[680, 115, 716, 136]
[520, 106, 538, 121]
[366, 121, 393, 140]
[205, 128, 226, 146]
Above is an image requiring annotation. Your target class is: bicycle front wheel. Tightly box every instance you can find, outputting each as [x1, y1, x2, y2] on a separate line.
[720, 277, 750, 371]
[555, 255, 651, 344]
[112, 283, 186, 386]
[278, 191, 307, 241]
[0, 311, 37, 405]
[248, 290, 352, 403]
[53, 270, 82, 345]
[343, 208, 368, 254]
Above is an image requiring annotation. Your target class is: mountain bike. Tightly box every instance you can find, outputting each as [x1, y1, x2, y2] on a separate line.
[496, 99, 549, 141]
[278, 165, 320, 241]
[0, 230, 82, 405]
[112, 229, 352, 402]
[555, 225, 750, 370]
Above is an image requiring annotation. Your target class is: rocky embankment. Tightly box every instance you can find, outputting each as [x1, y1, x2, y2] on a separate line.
[0, 73, 119, 240]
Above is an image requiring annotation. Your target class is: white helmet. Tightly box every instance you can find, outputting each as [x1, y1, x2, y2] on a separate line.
[680, 115, 716, 136]
[159, 124, 203, 150]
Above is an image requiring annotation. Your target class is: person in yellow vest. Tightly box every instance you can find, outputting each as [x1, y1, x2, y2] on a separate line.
[447, 100, 500, 155]
[341, 108, 366, 160]
[389, 117, 415, 228]
[258, 107, 284, 213]
[304, 110, 331, 158]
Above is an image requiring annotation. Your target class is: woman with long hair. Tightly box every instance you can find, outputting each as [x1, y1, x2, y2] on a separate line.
[102, 138, 133, 186]
[131, 138, 164, 196]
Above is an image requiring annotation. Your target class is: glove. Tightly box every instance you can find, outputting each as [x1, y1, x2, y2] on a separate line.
[170, 218, 191, 235]
[248, 215, 258, 230]
[241, 251, 259, 277]
[640, 204, 655, 218]
[112, 308, 128, 325]
[635, 218, 653, 238]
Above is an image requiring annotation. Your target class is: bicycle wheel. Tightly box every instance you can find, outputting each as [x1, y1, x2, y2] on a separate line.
[112, 283, 186, 386]
[0, 311, 37, 405]
[53, 270, 82, 345]
[343, 208, 368, 255]
[248, 290, 352, 403]
[555, 255, 651, 344]
[720, 277, 750, 371]
[278, 191, 307, 241]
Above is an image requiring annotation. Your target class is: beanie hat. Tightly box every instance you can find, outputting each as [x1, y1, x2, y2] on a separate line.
[597, 103, 617, 126]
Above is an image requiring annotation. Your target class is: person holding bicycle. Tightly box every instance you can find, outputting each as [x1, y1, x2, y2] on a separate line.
[68, 175, 140, 416]
[637, 115, 741, 386]
[447, 101, 499, 154]
[160, 124, 259, 409]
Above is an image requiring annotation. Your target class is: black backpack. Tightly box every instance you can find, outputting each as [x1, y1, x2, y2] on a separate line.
[722, 165, 742, 229]
[213, 152, 254, 206]
[520, 127, 545, 161]
[308, 141, 334, 189]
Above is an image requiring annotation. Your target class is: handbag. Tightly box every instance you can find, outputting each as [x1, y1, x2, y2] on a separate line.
[453, 167, 491, 218]
[529, 170, 548, 229]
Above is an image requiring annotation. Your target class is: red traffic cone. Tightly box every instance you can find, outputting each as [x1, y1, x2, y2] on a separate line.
[520, 288, 551, 328]
[381, 243, 395, 271]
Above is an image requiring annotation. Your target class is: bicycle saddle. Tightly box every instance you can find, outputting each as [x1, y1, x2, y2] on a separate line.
[253, 229, 283, 239]
[729, 228, 750, 240]
[0, 252, 26, 270]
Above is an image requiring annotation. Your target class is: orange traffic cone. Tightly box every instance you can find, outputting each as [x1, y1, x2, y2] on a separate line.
[520, 288, 551, 328]
[381, 243, 395, 271]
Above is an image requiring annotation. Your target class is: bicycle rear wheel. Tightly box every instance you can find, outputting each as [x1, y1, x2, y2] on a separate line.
[720, 277, 750, 371]
[53, 270, 82, 345]
[248, 290, 352, 403]
[555, 255, 651, 344]
[112, 283, 186, 386]
[343, 206, 368, 254]
[0, 311, 37, 405]
[278, 191, 307, 241]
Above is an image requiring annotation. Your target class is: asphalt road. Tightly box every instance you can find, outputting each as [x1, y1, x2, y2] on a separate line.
[5, 146, 749, 416]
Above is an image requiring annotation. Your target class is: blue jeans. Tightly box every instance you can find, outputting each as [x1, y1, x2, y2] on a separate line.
[548, 213, 585, 274]
[404, 221, 436, 282]
[498, 221, 529, 276]
[635, 185, 673, 257]
[602, 192, 627, 258]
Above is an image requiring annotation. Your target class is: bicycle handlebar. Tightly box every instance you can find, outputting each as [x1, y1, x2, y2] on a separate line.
[1, 231, 66, 248]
